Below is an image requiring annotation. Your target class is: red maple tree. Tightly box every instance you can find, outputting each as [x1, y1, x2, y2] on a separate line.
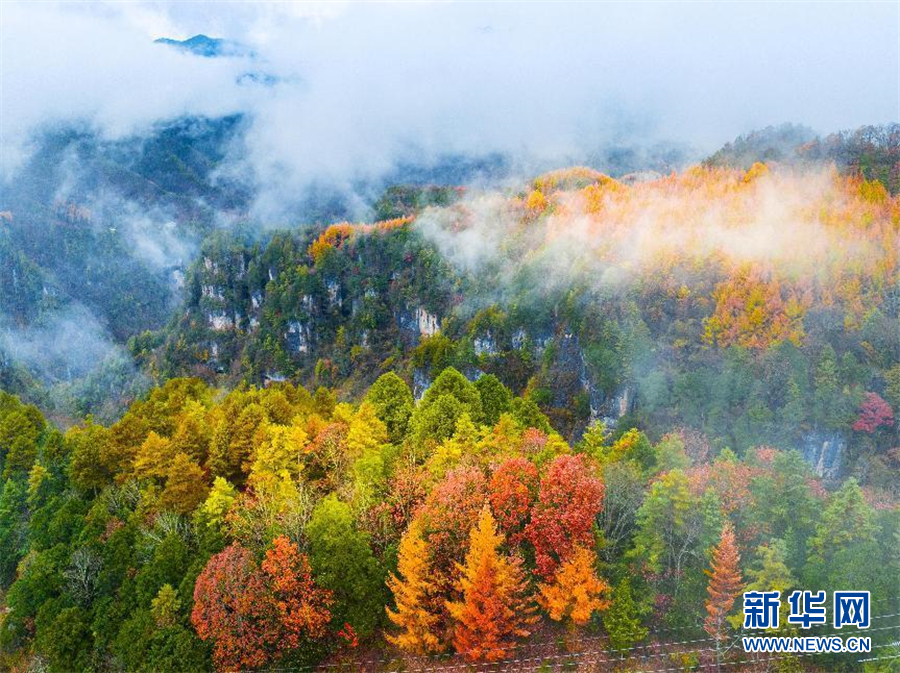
[488, 457, 539, 547]
[852, 392, 894, 433]
[191, 544, 280, 670]
[526, 455, 604, 580]
[192, 538, 333, 671]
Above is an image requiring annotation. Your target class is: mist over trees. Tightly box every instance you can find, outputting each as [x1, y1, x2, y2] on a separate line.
[0, 3, 898, 671]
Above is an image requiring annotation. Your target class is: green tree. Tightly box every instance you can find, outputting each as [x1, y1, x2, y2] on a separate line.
[510, 397, 551, 433]
[603, 579, 648, 650]
[366, 372, 415, 443]
[474, 374, 513, 426]
[415, 367, 482, 422]
[410, 394, 466, 447]
[306, 496, 385, 637]
[813, 344, 844, 429]
[35, 605, 93, 672]
[806, 479, 879, 590]
[0, 478, 28, 587]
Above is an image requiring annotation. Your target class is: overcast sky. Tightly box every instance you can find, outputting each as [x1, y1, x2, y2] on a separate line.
[2, 1, 898, 189]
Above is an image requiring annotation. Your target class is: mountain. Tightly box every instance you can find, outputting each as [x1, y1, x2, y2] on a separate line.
[0, 124, 898, 673]
[154, 34, 254, 59]
[151, 163, 899, 488]
[2, 120, 897, 467]
[705, 122, 900, 193]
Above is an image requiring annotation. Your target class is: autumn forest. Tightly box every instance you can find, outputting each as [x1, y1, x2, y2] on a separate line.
[1, 3, 899, 671]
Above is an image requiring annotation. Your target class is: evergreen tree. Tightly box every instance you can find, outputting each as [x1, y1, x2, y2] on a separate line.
[603, 578, 648, 650]
[366, 372, 415, 443]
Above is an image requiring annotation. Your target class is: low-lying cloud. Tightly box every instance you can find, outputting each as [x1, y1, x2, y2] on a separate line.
[2, 1, 898, 223]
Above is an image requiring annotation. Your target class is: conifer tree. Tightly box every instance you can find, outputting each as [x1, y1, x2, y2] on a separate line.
[386, 523, 444, 654]
[537, 546, 610, 629]
[603, 579, 647, 650]
[446, 507, 536, 662]
[704, 522, 743, 668]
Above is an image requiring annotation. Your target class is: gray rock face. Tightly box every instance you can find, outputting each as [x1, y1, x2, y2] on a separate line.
[412, 368, 430, 401]
[596, 386, 635, 427]
[285, 321, 310, 354]
[800, 430, 844, 480]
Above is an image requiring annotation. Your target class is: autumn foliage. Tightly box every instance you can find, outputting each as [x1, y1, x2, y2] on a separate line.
[703, 522, 743, 642]
[191, 544, 279, 670]
[192, 537, 333, 670]
[853, 392, 894, 433]
[309, 217, 413, 263]
[526, 455, 605, 579]
[488, 457, 539, 547]
[385, 523, 444, 654]
[446, 507, 537, 662]
[537, 546, 610, 627]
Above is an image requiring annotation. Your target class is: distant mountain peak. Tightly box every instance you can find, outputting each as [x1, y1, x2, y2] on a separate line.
[154, 34, 253, 58]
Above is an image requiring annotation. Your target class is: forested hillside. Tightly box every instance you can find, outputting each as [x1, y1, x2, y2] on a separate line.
[1, 128, 899, 673]
[1, 372, 897, 671]
[154, 162, 900, 489]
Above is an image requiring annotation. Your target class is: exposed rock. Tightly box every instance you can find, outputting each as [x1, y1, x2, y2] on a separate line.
[208, 312, 232, 331]
[800, 430, 844, 480]
[511, 328, 527, 350]
[264, 371, 288, 386]
[326, 280, 342, 308]
[473, 333, 497, 356]
[286, 321, 310, 353]
[596, 386, 635, 427]
[413, 368, 430, 401]
[201, 284, 225, 300]
[416, 308, 439, 336]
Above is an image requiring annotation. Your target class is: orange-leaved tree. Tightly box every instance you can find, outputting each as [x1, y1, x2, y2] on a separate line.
[385, 522, 445, 654]
[191, 544, 280, 671]
[538, 546, 610, 629]
[446, 507, 537, 662]
[704, 522, 743, 669]
[260, 535, 333, 647]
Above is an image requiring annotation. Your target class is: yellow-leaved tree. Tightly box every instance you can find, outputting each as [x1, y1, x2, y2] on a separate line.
[385, 522, 444, 654]
[537, 546, 610, 630]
